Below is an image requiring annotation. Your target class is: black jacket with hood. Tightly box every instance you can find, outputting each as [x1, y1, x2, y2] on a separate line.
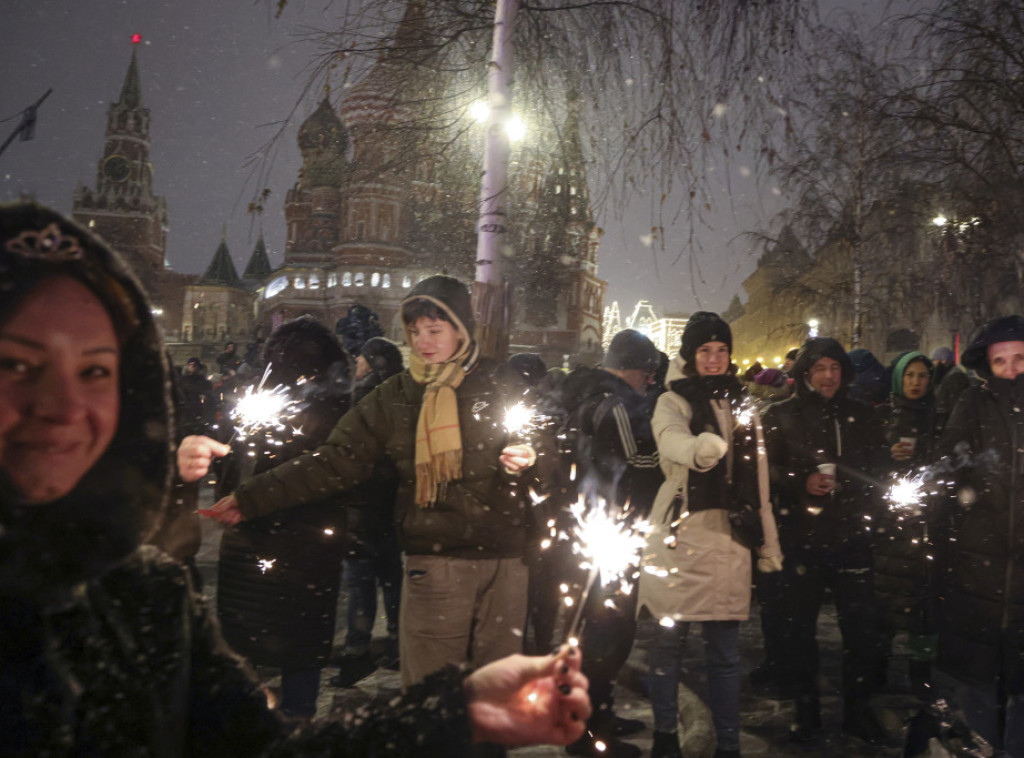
[761, 337, 888, 561]
[0, 204, 476, 755]
[934, 316, 1024, 694]
[557, 366, 662, 519]
[216, 318, 351, 670]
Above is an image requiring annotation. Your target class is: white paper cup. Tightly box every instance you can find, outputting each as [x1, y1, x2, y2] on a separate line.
[816, 463, 836, 477]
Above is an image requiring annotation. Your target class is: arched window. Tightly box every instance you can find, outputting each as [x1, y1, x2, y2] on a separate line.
[371, 272, 380, 287]
[342, 272, 352, 287]
[355, 272, 365, 287]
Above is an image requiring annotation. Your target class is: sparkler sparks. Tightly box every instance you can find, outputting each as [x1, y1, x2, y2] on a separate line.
[504, 401, 535, 436]
[232, 384, 297, 439]
[564, 497, 651, 642]
[257, 558, 276, 574]
[226, 362, 301, 442]
[887, 473, 928, 514]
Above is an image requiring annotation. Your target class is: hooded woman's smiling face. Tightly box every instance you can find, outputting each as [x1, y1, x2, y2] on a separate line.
[0, 276, 120, 504]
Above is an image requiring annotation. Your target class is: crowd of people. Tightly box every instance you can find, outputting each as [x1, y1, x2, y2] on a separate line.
[2, 200, 1023, 757]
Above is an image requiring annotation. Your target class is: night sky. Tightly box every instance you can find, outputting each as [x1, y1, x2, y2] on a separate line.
[0, 1, 893, 320]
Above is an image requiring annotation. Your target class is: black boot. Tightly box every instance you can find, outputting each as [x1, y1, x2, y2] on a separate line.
[842, 702, 888, 744]
[650, 730, 682, 758]
[327, 652, 376, 688]
[789, 694, 821, 743]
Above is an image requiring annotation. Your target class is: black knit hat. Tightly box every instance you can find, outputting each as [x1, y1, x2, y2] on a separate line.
[507, 353, 547, 386]
[263, 316, 346, 387]
[604, 329, 659, 372]
[360, 337, 404, 379]
[961, 315, 1024, 377]
[680, 311, 732, 364]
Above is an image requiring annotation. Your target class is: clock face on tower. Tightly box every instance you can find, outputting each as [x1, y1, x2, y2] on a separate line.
[103, 154, 131, 182]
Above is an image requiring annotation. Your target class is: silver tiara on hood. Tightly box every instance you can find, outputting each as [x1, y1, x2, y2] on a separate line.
[5, 223, 84, 260]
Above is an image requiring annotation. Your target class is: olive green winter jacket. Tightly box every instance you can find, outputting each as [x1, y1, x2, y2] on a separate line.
[236, 358, 534, 559]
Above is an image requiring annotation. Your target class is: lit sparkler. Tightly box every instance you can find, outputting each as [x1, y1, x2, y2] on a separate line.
[230, 363, 300, 441]
[886, 472, 928, 515]
[564, 496, 651, 643]
[735, 397, 757, 428]
[257, 558, 276, 574]
[504, 401, 539, 438]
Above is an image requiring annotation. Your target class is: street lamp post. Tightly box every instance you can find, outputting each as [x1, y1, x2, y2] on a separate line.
[472, 0, 519, 360]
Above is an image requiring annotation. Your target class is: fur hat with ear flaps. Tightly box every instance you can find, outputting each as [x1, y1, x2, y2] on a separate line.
[0, 202, 172, 598]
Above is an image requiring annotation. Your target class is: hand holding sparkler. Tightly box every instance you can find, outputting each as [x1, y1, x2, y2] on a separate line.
[500, 444, 537, 474]
[177, 435, 230, 483]
[202, 493, 242, 525]
[465, 644, 591, 746]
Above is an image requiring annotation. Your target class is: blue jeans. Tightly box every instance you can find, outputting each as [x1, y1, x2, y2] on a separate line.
[647, 620, 741, 751]
[344, 554, 402, 655]
[957, 684, 1024, 757]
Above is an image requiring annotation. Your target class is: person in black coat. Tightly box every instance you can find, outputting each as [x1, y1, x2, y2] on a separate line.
[215, 316, 352, 718]
[874, 351, 943, 700]
[934, 316, 1024, 754]
[762, 337, 890, 744]
[331, 336, 406, 687]
[557, 329, 664, 758]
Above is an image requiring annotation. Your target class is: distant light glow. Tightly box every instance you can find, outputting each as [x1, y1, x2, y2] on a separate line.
[470, 100, 490, 123]
[506, 114, 526, 141]
[131, 33, 142, 45]
[933, 215, 948, 227]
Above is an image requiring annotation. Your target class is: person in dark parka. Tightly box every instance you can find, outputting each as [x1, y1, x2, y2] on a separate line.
[934, 316, 1024, 755]
[0, 203, 590, 755]
[215, 316, 352, 718]
[873, 351, 943, 699]
[762, 337, 890, 743]
[558, 329, 664, 758]
[331, 336, 406, 687]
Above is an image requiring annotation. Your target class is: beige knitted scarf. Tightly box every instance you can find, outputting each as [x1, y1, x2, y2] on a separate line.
[407, 327, 479, 507]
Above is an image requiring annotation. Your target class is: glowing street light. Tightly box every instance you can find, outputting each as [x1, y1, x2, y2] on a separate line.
[468, 101, 526, 141]
[932, 215, 948, 227]
[470, 100, 490, 123]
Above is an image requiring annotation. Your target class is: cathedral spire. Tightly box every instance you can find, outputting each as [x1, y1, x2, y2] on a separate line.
[201, 238, 240, 286]
[242, 234, 272, 281]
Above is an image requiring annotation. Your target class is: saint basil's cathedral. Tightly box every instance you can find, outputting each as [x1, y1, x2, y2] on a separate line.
[72, 5, 606, 370]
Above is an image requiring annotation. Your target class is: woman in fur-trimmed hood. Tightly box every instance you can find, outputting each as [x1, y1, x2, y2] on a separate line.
[0, 206, 590, 755]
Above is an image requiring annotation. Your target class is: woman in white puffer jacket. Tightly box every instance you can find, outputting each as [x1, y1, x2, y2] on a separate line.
[637, 312, 782, 758]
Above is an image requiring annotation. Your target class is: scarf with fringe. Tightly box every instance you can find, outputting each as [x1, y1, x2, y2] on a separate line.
[409, 341, 479, 506]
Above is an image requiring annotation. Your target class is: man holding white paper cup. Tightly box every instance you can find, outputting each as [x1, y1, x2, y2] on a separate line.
[761, 337, 890, 745]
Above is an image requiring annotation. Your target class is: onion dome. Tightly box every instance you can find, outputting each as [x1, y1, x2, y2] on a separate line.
[297, 96, 348, 187]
